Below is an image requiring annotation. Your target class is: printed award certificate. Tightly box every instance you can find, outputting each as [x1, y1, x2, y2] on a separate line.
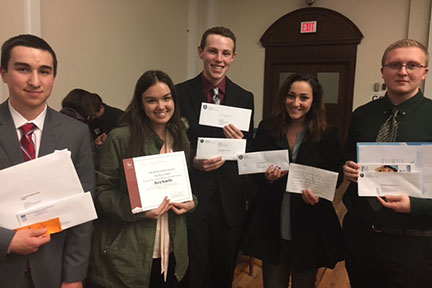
[123, 151, 192, 213]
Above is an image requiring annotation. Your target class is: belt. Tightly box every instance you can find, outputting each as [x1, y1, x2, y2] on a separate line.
[372, 225, 432, 237]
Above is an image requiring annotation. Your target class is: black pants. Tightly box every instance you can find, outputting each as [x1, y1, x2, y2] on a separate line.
[182, 192, 244, 288]
[85, 254, 178, 288]
[149, 254, 179, 288]
[343, 213, 432, 288]
[262, 239, 317, 288]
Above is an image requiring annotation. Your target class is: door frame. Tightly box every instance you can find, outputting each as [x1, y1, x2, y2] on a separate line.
[261, 7, 363, 143]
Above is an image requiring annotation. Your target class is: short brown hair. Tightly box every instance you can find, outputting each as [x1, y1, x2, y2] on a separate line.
[1, 34, 57, 76]
[381, 39, 429, 66]
[200, 26, 236, 53]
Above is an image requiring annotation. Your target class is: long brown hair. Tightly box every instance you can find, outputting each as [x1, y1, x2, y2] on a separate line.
[119, 70, 190, 158]
[266, 73, 327, 141]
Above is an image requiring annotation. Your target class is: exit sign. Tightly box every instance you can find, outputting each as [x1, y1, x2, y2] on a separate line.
[300, 21, 317, 33]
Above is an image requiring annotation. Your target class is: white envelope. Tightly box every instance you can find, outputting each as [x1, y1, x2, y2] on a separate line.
[196, 137, 246, 161]
[199, 103, 252, 131]
[358, 171, 423, 198]
[15, 192, 97, 230]
[286, 163, 338, 201]
[237, 150, 290, 175]
[0, 150, 86, 229]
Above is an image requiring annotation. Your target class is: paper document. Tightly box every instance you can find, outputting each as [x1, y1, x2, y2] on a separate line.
[357, 142, 432, 198]
[286, 163, 338, 201]
[196, 137, 246, 161]
[15, 218, 62, 235]
[237, 150, 290, 175]
[0, 150, 96, 229]
[123, 151, 193, 214]
[15, 192, 97, 230]
[199, 103, 252, 131]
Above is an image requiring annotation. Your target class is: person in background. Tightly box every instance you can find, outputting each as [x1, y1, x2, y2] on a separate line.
[242, 74, 344, 288]
[87, 70, 196, 288]
[60, 88, 105, 150]
[0, 34, 94, 288]
[343, 39, 432, 287]
[89, 94, 123, 146]
[176, 26, 254, 288]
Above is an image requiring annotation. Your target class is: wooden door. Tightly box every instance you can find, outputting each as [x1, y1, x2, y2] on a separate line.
[261, 7, 363, 144]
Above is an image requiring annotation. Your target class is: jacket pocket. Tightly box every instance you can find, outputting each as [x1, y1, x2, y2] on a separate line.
[103, 225, 146, 287]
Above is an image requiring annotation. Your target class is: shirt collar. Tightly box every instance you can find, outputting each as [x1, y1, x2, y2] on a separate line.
[8, 100, 47, 131]
[201, 73, 226, 95]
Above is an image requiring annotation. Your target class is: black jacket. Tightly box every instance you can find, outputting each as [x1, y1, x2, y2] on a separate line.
[242, 120, 344, 270]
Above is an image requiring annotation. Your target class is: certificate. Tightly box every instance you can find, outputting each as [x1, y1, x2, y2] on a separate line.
[237, 150, 290, 175]
[195, 137, 247, 161]
[0, 150, 91, 229]
[123, 151, 193, 213]
[286, 163, 338, 201]
[199, 103, 252, 131]
[357, 142, 432, 198]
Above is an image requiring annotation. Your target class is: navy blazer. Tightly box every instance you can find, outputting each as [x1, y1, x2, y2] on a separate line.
[0, 101, 95, 288]
[176, 74, 254, 227]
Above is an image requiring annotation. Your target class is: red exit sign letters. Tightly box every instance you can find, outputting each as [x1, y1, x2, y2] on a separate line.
[300, 21, 317, 33]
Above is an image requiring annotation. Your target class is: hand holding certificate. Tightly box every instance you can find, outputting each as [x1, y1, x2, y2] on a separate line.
[123, 151, 193, 213]
[199, 103, 252, 131]
[237, 150, 290, 175]
[286, 163, 338, 201]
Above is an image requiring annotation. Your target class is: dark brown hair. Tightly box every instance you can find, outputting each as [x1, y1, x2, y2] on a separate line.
[120, 70, 190, 159]
[62, 88, 102, 121]
[200, 26, 236, 53]
[266, 73, 327, 141]
[1, 34, 57, 76]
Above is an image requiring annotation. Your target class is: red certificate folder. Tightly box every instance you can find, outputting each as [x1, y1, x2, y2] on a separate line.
[123, 158, 143, 213]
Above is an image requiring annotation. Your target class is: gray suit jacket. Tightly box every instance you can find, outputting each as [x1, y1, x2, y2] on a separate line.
[0, 101, 95, 288]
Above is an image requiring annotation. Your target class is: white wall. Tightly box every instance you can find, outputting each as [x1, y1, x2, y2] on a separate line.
[1, 0, 431, 126]
[217, 0, 432, 123]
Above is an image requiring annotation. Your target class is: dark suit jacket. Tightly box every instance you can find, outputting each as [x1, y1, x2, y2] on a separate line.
[242, 120, 344, 270]
[176, 74, 254, 227]
[0, 101, 95, 288]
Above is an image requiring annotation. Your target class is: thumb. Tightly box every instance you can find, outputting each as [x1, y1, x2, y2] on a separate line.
[29, 228, 48, 237]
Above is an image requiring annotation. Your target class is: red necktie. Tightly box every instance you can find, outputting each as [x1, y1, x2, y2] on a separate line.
[20, 123, 36, 272]
[20, 123, 36, 161]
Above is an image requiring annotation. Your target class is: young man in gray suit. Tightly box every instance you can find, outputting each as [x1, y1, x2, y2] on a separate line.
[0, 35, 94, 288]
[176, 27, 254, 288]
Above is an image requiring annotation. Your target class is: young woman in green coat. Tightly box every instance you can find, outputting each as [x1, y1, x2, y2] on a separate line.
[87, 70, 196, 288]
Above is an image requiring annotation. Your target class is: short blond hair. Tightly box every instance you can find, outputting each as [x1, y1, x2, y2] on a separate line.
[381, 39, 429, 66]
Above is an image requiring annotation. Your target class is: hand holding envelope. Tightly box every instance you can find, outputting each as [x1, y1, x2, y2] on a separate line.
[199, 103, 252, 131]
[196, 137, 246, 161]
[237, 150, 290, 175]
[286, 163, 339, 202]
[0, 150, 97, 234]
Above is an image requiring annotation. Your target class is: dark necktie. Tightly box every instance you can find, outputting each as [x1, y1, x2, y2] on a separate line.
[368, 108, 399, 211]
[20, 123, 36, 161]
[20, 123, 36, 272]
[212, 87, 220, 105]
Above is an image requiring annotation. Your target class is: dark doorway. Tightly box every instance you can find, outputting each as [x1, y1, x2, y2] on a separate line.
[261, 7, 363, 143]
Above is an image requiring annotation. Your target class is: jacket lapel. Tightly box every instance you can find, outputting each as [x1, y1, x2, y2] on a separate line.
[38, 107, 61, 157]
[0, 101, 25, 166]
[189, 74, 207, 118]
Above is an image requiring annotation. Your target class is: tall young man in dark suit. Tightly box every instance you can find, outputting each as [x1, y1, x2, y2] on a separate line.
[343, 39, 432, 287]
[176, 27, 254, 288]
[0, 35, 94, 288]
